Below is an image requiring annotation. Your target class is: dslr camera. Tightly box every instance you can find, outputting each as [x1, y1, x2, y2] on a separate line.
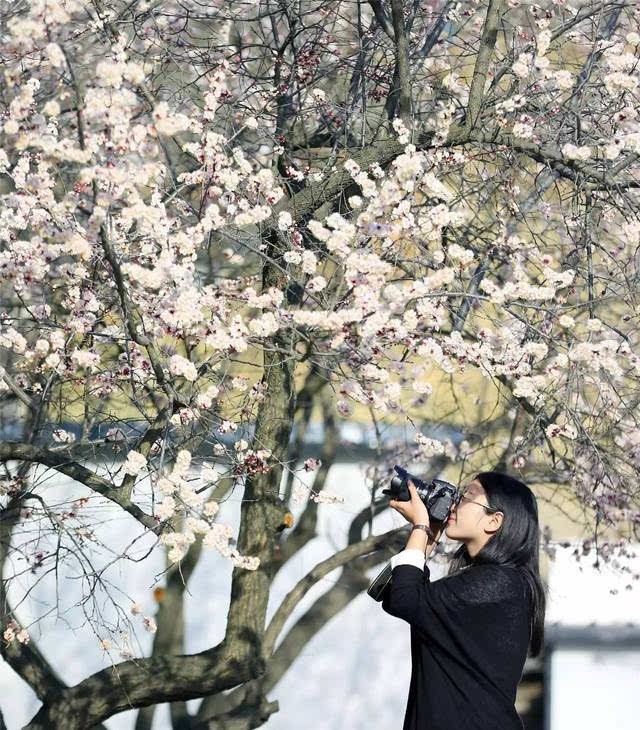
[382, 465, 459, 523]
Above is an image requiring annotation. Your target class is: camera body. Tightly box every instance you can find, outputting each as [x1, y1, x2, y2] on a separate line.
[382, 465, 459, 523]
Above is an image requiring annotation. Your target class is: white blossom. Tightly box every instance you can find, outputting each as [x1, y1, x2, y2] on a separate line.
[168, 354, 198, 382]
[512, 53, 531, 78]
[558, 314, 575, 329]
[512, 121, 534, 139]
[203, 500, 220, 517]
[306, 276, 327, 292]
[554, 70, 574, 90]
[415, 433, 445, 456]
[278, 211, 293, 230]
[52, 428, 76, 444]
[248, 312, 279, 337]
[143, 616, 157, 633]
[156, 496, 176, 520]
[123, 451, 147, 476]
[561, 143, 592, 161]
[45, 43, 65, 68]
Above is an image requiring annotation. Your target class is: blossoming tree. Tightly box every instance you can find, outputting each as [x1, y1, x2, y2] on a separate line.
[1, 0, 639, 727]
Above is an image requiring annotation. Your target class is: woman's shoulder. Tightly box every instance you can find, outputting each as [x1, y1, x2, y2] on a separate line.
[447, 561, 518, 577]
[470, 561, 524, 583]
[443, 563, 525, 603]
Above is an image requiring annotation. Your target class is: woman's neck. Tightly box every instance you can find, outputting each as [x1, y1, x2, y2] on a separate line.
[465, 532, 492, 558]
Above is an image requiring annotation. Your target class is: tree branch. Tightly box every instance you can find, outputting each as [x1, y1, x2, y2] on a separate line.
[280, 386, 338, 563]
[1, 497, 64, 703]
[23, 643, 264, 730]
[0, 631, 63, 706]
[386, 0, 412, 121]
[114, 401, 175, 509]
[261, 552, 393, 694]
[0, 442, 161, 533]
[368, 0, 394, 39]
[472, 129, 640, 191]
[275, 123, 468, 228]
[0, 365, 35, 411]
[262, 526, 405, 659]
[98, 227, 185, 408]
[414, 1, 454, 60]
[465, 0, 504, 131]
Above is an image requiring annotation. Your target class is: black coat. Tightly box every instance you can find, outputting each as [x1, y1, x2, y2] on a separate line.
[381, 562, 530, 730]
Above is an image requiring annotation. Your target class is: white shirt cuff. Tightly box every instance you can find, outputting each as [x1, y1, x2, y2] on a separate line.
[390, 548, 425, 571]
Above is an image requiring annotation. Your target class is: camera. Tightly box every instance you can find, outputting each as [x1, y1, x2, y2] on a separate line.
[382, 465, 460, 523]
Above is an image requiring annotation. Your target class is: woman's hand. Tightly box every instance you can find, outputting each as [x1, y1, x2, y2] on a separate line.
[388, 480, 431, 527]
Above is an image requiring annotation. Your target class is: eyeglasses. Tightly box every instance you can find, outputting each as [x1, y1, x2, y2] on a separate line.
[456, 490, 501, 514]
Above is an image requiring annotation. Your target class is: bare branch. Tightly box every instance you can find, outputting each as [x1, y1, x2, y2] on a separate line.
[98, 228, 185, 408]
[134, 485, 233, 730]
[0, 365, 35, 411]
[262, 527, 405, 658]
[473, 130, 640, 191]
[0, 443, 161, 532]
[386, 0, 412, 121]
[465, 0, 505, 131]
[280, 385, 338, 563]
[23, 642, 263, 730]
[134, 539, 203, 730]
[0, 627, 63, 705]
[1, 499, 63, 701]
[414, 1, 454, 60]
[368, 0, 395, 39]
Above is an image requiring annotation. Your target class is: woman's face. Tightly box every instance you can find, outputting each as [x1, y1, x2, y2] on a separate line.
[445, 479, 499, 543]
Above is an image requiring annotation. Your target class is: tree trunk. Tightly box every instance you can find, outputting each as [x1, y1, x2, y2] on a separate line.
[224, 230, 297, 667]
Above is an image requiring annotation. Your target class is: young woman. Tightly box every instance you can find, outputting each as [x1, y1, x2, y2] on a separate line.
[382, 471, 545, 730]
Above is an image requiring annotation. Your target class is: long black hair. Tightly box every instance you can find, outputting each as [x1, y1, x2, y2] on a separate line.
[447, 471, 546, 657]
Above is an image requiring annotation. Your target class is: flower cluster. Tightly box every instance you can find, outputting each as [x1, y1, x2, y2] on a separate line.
[3, 620, 29, 645]
[123, 451, 147, 477]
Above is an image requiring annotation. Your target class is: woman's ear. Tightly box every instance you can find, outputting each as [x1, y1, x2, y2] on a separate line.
[485, 510, 504, 534]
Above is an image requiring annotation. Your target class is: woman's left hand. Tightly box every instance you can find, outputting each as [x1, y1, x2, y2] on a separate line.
[388, 480, 431, 527]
